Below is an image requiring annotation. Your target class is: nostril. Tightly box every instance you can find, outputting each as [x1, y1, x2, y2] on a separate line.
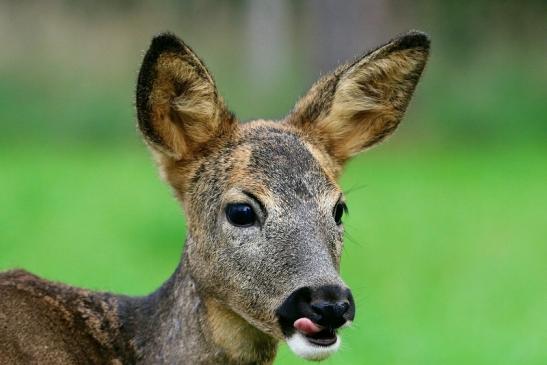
[310, 301, 329, 316]
[334, 301, 350, 317]
[310, 300, 349, 329]
[311, 301, 349, 317]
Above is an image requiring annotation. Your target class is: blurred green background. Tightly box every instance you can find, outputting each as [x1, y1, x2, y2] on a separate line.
[0, 1, 545, 364]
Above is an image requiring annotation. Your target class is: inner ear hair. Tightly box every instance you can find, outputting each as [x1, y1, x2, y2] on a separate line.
[136, 33, 235, 160]
[287, 31, 430, 166]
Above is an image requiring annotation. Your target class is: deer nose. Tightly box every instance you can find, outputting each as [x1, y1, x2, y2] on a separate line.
[311, 300, 351, 328]
[276, 285, 355, 336]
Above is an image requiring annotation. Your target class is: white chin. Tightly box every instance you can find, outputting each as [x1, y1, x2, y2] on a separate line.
[286, 332, 340, 361]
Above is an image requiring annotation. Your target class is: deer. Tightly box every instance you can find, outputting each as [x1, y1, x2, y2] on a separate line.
[0, 31, 429, 364]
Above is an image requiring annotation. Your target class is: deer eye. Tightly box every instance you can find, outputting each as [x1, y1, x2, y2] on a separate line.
[333, 201, 347, 225]
[226, 203, 256, 227]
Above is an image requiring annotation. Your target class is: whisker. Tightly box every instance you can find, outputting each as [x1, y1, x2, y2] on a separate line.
[343, 230, 363, 247]
[344, 183, 368, 196]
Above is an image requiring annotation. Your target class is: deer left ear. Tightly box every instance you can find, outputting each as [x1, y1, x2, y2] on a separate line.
[136, 33, 235, 161]
[287, 31, 430, 166]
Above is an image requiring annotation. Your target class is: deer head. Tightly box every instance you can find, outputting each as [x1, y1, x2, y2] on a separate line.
[136, 31, 429, 361]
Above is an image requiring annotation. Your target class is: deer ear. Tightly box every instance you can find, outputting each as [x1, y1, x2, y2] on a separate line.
[136, 33, 235, 160]
[287, 31, 430, 166]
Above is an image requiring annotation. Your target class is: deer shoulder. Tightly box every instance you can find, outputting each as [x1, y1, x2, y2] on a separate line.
[0, 269, 135, 364]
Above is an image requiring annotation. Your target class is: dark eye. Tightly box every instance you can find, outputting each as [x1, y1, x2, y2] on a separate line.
[333, 202, 347, 225]
[226, 203, 256, 227]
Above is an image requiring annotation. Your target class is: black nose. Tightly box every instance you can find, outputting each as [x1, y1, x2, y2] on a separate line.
[276, 285, 355, 335]
[311, 300, 351, 328]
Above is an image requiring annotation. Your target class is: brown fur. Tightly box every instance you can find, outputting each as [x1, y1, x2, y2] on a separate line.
[287, 34, 429, 167]
[0, 31, 429, 364]
[0, 270, 133, 364]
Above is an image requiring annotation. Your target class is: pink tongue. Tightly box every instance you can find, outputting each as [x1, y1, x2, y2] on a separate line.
[294, 318, 322, 335]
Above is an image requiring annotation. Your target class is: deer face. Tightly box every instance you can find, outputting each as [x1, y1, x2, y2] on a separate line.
[136, 32, 429, 361]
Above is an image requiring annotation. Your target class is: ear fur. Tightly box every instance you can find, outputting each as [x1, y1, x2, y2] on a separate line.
[136, 33, 235, 160]
[287, 31, 430, 166]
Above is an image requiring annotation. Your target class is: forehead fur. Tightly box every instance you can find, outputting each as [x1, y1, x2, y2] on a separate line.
[233, 121, 339, 202]
[163, 120, 341, 211]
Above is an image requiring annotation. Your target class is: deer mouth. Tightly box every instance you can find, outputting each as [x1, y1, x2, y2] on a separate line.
[293, 317, 338, 346]
[283, 317, 340, 361]
[276, 286, 354, 360]
[302, 327, 338, 346]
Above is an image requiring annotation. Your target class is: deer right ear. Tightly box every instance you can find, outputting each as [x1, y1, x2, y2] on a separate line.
[136, 33, 235, 160]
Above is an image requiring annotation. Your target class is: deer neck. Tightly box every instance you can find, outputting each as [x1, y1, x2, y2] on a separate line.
[126, 242, 278, 365]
